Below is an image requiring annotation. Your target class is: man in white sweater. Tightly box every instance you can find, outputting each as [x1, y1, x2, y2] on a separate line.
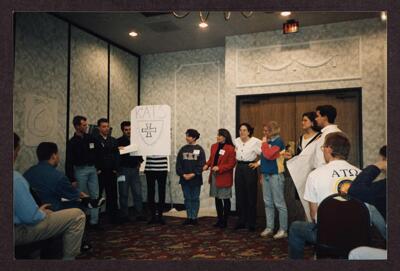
[312, 105, 342, 169]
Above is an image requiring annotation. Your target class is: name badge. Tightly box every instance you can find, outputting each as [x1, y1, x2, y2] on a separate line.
[219, 149, 225, 155]
[117, 175, 126, 182]
[193, 149, 200, 155]
[89, 143, 95, 149]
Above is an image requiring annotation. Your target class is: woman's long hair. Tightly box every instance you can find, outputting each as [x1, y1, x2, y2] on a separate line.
[218, 128, 234, 146]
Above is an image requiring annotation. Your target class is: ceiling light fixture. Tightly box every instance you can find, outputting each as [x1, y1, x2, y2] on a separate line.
[172, 11, 254, 27]
[129, 31, 138, 37]
[199, 22, 208, 28]
[280, 11, 291, 17]
[197, 12, 209, 28]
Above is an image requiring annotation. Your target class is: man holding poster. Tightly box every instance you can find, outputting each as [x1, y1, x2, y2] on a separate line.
[122, 105, 171, 224]
[287, 105, 341, 222]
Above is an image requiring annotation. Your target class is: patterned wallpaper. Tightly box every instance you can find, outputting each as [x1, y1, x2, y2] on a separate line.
[225, 18, 386, 166]
[13, 13, 68, 173]
[69, 26, 108, 137]
[140, 48, 225, 206]
[140, 18, 386, 206]
[14, 14, 140, 180]
[110, 46, 139, 139]
[14, 14, 386, 210]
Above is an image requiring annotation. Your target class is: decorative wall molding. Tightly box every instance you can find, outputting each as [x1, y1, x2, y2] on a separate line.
[174, 61, 221, 155]
[235, 36, 362, 88]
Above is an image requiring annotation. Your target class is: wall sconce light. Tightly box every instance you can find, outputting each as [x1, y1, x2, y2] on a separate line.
[283, 19, 299, 34]
[380, 11, 387, 21]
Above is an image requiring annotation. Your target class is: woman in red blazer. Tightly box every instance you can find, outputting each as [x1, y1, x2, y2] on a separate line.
[203, 128, 236, 228]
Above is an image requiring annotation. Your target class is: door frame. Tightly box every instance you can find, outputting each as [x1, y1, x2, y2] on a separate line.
[236, 87, 363, 168]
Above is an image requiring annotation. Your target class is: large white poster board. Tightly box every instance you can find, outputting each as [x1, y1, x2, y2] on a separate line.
[130, 105, 171, 156]
[286, 142, 317, 222]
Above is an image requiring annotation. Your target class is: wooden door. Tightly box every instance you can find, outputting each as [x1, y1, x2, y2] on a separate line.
[239, 96, 296, 146]
[237, 88, 361, 228]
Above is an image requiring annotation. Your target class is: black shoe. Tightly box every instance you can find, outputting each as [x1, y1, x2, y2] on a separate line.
[81, 242, 92, 252]
[234, 223, 246, 230]
[147, 217, 158, 225]
[118, 216, 131, 224]
[88, 224, 104, 231]
[109, 215, 122, 224]
[213, 220, 222, 227]
[191, 219, 198, 225]
[182, 218, 191, 225]
[248, 226, 256, 232]
[219, 220, 227, 228]
[136, 215, 147, 222]
[158, 217, 166, 225]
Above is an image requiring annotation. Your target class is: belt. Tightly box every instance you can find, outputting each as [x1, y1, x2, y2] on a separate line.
[237, 160, 255, 164]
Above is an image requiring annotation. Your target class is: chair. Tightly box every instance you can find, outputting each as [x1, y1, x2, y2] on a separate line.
[15, 235, 63, 259]
[316, 193, 371, 259]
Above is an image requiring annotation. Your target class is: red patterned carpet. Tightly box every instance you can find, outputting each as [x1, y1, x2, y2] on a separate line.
[77, 216, 314, 260]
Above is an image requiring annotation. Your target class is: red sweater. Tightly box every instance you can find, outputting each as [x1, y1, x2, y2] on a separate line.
[205, 143, 236, 188]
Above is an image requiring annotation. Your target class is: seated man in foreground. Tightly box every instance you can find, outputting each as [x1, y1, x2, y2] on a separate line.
[348, 145, 387, 240]
[24, 142, 102, 211]
[13, 133, 86, 260]
[288, 132, 361, 259]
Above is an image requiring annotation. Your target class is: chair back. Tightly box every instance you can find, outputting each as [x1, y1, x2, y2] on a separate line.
[316, 193, 371, 258]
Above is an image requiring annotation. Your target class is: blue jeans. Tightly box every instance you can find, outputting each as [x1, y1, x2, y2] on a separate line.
[262, 173, 288, 231]
[74, 165, 99, 225]
[118, 167, 143, 217]
[366, 203, 386, 240]
[181, 184, 201, 219]
[288, 221, 317, 259]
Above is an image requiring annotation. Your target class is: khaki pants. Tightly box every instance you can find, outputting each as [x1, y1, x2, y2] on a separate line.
[15, 208, 85, 260]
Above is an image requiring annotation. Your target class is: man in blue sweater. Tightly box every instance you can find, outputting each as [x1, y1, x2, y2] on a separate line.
[24, 142, 83, 211]
[13, 133, 86, 260]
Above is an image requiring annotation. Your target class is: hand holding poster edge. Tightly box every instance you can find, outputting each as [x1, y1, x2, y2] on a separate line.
[118, 143, 139, 155]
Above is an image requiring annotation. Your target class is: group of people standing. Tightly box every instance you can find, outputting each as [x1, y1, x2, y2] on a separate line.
[65, 116, 169, 228]
[13, 103, 386, 260]
[175, 121, 289, 239]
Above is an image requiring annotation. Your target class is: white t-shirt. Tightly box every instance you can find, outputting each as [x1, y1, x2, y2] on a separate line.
[234, 137, 262, 162]
[312, 124, 342, 169]
[304, 160, 361, 206]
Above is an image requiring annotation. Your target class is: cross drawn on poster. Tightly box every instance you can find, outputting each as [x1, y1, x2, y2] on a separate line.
[126, 105, 171, 156]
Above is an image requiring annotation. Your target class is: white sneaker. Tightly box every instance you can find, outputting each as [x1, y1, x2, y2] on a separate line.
[260, 228, 274, 237]
[273, 229, 288, 239]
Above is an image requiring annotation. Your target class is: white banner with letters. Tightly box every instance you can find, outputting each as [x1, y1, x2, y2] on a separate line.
[130, 105, 171, 156]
